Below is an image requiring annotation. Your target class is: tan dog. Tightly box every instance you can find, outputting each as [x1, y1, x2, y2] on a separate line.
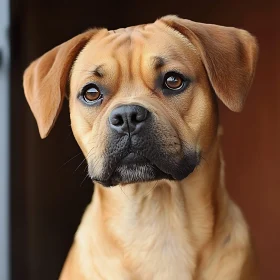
[23, 15, 258, 280]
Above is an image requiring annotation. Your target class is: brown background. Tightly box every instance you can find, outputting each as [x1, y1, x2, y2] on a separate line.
[10, 0, 280, 279]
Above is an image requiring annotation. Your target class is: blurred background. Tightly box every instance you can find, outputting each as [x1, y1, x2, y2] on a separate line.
[0, 0, 278, 279]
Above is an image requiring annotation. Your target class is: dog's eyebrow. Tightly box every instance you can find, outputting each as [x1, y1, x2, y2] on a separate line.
[152, 56, 166, 70]
[90, 65, 105, 78]
[151, 56, 166, 70]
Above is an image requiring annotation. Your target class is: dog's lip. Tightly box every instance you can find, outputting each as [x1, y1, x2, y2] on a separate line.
[115, 151, 176, 179]
[92, 152, 174, 186]
[120, 152, 148, 164]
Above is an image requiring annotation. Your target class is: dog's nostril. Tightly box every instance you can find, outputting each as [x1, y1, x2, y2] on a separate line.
[135, 109, 148, 122]
[131, 112, 138, 123]
[110, 114, 124, 126]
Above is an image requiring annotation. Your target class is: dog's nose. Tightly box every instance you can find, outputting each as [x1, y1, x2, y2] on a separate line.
[109, 105, 149, 135]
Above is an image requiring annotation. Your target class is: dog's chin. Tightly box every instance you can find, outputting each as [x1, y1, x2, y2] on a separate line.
[101, 163, 173, 187]
[92, 152, 199, 187]
[95, 154, 172, 187]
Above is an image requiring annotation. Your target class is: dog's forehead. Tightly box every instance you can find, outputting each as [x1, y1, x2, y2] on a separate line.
[70, 21, 202, 93]
[76, 21, 199, 68]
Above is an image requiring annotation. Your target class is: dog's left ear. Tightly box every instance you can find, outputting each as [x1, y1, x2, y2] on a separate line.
[160, 15, 258, 112]
[23, 29, 96, 138]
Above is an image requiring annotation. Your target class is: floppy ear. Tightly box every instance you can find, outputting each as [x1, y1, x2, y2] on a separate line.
[160, 15, 258, 112]
[23, 29, 96, 138]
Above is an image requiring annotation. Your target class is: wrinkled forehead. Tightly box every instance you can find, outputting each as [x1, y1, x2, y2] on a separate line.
[71, 21, 201, 86]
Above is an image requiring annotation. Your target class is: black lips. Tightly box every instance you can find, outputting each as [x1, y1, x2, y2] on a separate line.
[96, 153, 174, 187]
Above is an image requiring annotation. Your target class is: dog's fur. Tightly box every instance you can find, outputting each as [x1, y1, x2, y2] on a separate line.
[23, 15, 258, 279]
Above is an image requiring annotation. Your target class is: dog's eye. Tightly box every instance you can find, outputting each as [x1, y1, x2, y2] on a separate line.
[80, 85, 103, 104]
[163, 72, 187, 91]
[164, 73, 183, 90]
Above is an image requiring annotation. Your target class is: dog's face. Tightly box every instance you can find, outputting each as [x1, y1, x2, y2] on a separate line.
[69, 23, 216, 186]
[23, 16, 258, 187]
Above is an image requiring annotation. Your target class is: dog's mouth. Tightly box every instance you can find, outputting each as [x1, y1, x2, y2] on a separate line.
[95, 152, 173, 187]
[90, 126, 200, 187]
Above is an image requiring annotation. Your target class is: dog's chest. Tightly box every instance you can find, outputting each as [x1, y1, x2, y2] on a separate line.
[77, 187, 198, 279]
[114, 198, 196, 279]
[124, 230, 195, 280]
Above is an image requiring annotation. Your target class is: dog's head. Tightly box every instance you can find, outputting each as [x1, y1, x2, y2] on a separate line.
[23, 15, 258, 187]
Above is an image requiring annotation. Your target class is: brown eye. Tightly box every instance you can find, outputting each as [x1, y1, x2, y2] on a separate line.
[164, 73, 184, 90]
[81, 85, 103, 104]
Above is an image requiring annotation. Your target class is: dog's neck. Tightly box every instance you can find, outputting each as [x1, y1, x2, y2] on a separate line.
[75, 136, 232, 279]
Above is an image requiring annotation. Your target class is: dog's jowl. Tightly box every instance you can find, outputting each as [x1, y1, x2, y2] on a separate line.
[23, 15, 258, 280]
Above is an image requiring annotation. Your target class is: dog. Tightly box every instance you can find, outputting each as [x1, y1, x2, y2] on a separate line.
[23, 15, 259, 280]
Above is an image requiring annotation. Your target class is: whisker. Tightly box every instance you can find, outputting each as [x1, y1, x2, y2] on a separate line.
[119, 185, 132, 201]
[74, 157, 88, 173]
[143, 180, 159, 198]
[79, 174, 90, 187]
[59, 152, 83, 170]
[200, 154, 208, 166]
[74, 145, 98, 173]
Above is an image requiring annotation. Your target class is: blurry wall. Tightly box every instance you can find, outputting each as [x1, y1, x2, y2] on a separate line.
[0, 0, 10, 279]
[10, 0, 280, 279]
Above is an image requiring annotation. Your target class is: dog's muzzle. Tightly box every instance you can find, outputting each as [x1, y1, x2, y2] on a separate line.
[89, 104, 200, 187]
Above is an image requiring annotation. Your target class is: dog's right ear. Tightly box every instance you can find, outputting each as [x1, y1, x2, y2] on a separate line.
[23, 30, 96, 138]
[160, 15, 258, 113]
